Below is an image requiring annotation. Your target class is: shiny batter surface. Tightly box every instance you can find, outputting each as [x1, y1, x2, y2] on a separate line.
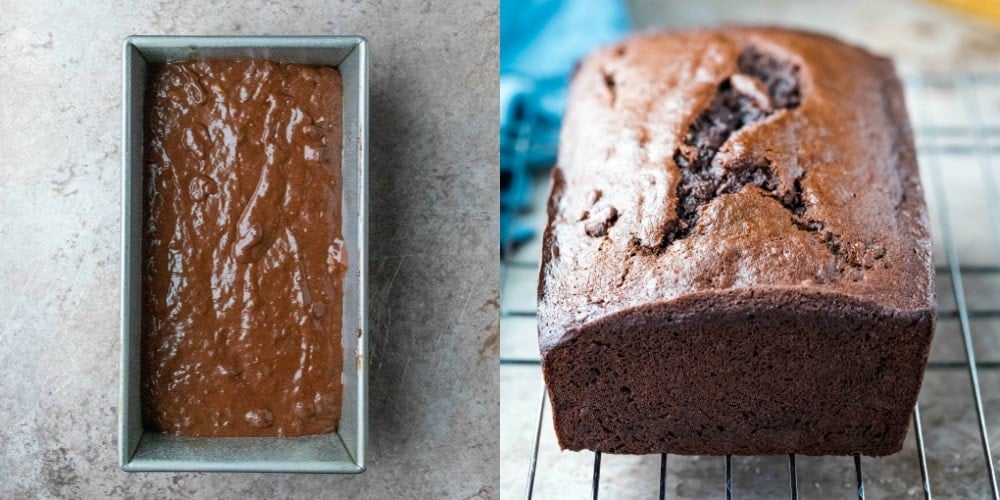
[141, 60, 345, 437]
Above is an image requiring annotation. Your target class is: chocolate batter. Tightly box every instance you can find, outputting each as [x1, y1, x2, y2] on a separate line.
[141, 60, 345, 437]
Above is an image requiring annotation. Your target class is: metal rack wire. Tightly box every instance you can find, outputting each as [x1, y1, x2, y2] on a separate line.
[500, 73, 1000, 499]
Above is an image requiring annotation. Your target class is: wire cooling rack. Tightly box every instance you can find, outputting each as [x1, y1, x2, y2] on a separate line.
[499, 73, 1000, 499]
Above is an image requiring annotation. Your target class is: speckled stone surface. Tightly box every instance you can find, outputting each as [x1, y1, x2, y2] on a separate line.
[0, 1, 499, 497]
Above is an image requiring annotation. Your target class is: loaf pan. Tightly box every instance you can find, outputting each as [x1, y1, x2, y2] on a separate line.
[119, 35, 368, 473]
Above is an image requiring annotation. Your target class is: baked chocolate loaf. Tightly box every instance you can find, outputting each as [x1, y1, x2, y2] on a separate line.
[538, 27, 935, 456]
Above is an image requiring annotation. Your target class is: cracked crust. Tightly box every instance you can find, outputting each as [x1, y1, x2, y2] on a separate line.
[539, 27, 933, 344]
[538, 27, 936, 456]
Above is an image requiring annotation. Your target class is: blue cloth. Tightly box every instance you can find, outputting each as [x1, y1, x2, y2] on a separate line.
[500, 0, 629, 252]
[500, 0, 630, 134]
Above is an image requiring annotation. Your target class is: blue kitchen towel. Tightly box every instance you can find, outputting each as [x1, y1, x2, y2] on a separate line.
[500, 0, 629, 252]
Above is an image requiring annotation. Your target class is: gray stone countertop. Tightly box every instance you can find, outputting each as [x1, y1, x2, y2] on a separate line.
[0, 1, 499, 497]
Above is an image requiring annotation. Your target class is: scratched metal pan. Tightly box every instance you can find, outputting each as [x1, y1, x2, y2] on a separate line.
[119, 35, 368, 473]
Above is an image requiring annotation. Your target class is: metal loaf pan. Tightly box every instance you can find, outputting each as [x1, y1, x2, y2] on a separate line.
[119, 35, 368, 473]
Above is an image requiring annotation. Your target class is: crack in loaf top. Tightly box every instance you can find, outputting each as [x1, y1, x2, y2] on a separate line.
[538, 27, 934, 338]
